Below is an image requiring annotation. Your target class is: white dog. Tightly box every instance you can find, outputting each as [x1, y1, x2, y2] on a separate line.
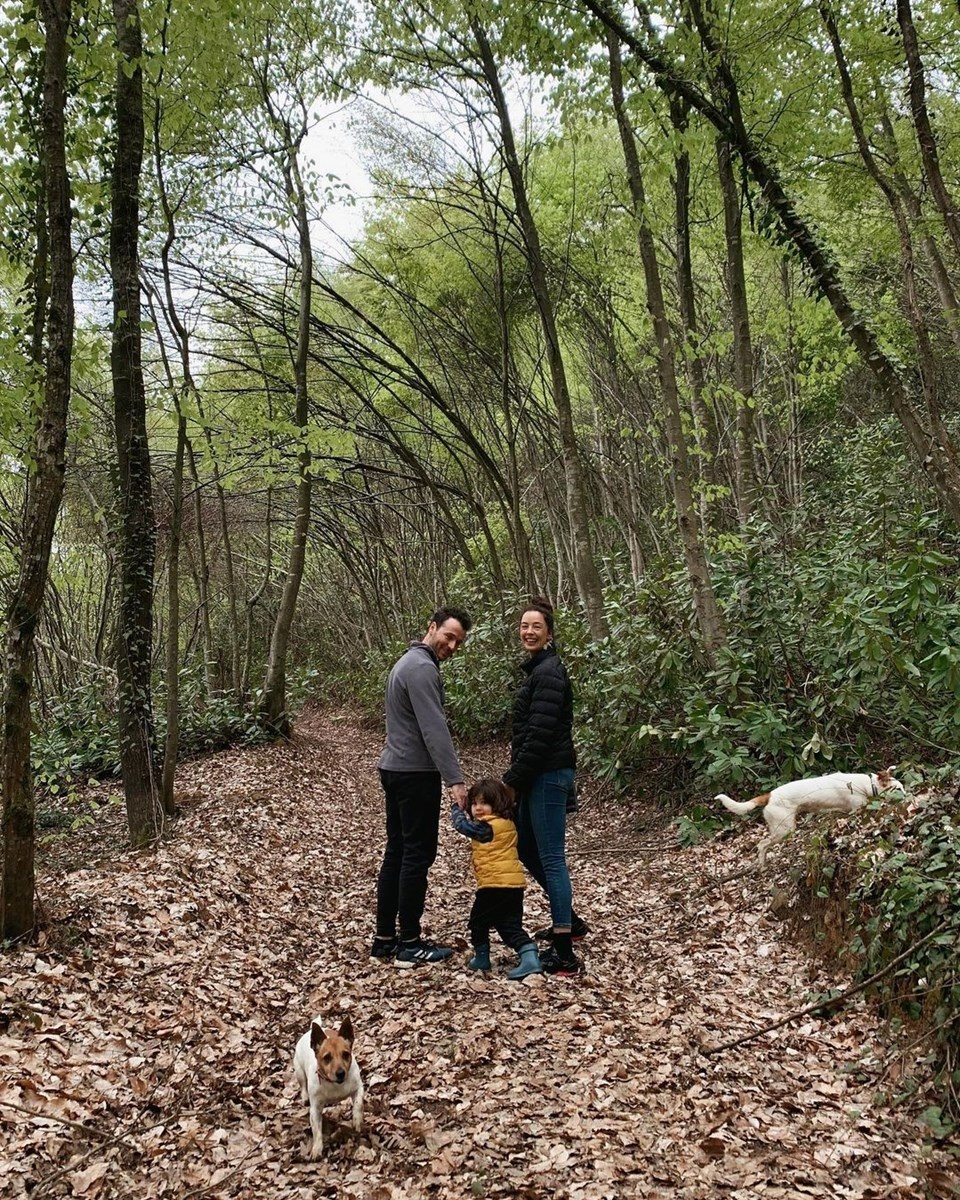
[716, 769, 904, 868]
[292, 1014, 363, 1158]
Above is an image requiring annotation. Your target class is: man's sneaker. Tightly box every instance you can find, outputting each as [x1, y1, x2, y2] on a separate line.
[370, 936, 399, 961]
[540, 946, 583, 977]
[394, 938, 454, 969]
[534, 915, 590, 942]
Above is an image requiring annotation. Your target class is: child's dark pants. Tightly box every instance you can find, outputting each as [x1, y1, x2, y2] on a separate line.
[469, 887, 530, 952]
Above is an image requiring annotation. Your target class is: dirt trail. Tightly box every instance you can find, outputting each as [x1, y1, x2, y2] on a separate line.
[0, 710, 953, 1198]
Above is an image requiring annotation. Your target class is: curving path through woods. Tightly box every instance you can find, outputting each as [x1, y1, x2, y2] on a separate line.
[0, 708, 954, 1199]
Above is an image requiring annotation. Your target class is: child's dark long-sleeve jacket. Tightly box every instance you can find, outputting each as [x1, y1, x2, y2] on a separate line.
[450, 803, 525, 889]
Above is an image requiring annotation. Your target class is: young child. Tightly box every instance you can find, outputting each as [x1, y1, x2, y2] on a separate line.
[450, 778, 543, 979]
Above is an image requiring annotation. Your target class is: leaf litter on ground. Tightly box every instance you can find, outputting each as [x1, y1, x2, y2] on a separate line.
[0, 707, 957, 1198]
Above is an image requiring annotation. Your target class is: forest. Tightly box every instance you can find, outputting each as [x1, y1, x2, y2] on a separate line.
[1, 0, 959, 1182]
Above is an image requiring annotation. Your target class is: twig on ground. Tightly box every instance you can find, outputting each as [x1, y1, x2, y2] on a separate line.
[703, 921, 951, 1056]
[32, 1112, 198, 1197]
[0, 1097, 139, 1148]
[695, 864, 757, 892]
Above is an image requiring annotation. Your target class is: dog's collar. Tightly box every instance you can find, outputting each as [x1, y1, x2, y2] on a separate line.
[871, 776, 879, 797]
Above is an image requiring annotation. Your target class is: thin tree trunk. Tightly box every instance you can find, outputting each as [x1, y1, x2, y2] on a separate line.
[878, 107, 960, 357]
[607, 28, 727, 663]
[716, 135, 757, 524]
[470, 15, 609, 639]
[183, 439, 217, 696]
[160, 413, 185, 816]
[780, 259, 802, 509]
[111, 0, 160, 845]
[584, 0, 960, 527]
[670, 93, 717, 531]
[260, 136, 313, 736]
[820, 3, 955, 455]
[151, 91, 241, 703]
[2, 0, 73, 941]
[897, 0, 960, 262]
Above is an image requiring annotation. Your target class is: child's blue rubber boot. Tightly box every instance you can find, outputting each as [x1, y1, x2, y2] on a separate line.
[507, 942, 543, 980]
[467, 943, 491, 971]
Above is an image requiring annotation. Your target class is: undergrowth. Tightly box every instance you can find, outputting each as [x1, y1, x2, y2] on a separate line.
[790, 786, 960, 1128]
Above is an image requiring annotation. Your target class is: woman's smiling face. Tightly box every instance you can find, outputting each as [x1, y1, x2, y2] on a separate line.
[519, 610, 551, 654]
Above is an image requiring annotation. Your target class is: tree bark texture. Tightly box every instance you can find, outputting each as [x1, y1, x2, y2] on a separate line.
[2, 0, 74, 941]
[111, 0, 161, 845]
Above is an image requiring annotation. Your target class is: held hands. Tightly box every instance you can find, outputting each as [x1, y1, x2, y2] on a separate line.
[449, 782, 468, 810]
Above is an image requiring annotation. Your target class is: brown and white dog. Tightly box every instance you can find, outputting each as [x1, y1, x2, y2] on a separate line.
[292, 1014, 363, 1158]
[716, 769, 904, 869]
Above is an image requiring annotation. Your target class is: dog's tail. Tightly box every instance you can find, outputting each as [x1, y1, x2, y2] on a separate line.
[716, 792, 763, 816]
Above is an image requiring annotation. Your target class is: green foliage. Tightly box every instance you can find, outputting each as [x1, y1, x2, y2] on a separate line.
[673, 804, 726, 847]
[162, 674, 270, 756]
[31, 671, 271, 801]
[846, 792, 960, 1118]
[442, 607, 516, 741]
[32, 682, 120, 796]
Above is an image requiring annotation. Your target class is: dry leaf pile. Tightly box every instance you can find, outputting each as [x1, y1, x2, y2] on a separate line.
[1, 709, 956, 1198]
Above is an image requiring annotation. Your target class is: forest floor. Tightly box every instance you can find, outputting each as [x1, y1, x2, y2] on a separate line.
[1, 707, 957, 1200]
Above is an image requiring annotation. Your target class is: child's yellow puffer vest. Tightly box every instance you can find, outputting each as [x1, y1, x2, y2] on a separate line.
[471, 817, 525, 889]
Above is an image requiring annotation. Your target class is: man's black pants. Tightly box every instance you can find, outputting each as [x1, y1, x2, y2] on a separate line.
[375, 769, 442, 942]
[468, 887, 530, 952]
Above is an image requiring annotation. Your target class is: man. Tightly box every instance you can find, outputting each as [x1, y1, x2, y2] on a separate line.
[371, 606, 472, 967]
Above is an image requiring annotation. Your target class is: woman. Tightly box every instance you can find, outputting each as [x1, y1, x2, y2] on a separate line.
[503, 598, 588, 976]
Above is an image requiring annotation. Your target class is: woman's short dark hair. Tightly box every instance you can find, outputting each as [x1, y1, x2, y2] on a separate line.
[467, 777, 516, 820]
[430, 605, 473, 633]
[521, 596, 554, 635]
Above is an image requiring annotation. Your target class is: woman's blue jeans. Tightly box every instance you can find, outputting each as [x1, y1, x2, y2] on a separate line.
[516, 768, 575, 929]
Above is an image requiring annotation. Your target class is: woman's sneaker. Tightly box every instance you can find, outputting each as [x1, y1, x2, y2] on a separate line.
[394, 938, 454, 968]
[539, 946, 583, 977]
[534, 915, 590, 942]
[369, 936, 399, 961]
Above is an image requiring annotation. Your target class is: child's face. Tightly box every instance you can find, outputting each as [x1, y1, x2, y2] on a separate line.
[470, 798, 494, 820]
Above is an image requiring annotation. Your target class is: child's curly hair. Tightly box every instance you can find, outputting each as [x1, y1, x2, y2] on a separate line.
[467, 777, 516, 820]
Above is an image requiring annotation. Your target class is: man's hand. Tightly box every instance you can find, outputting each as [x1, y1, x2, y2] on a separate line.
[449, 782, 468, 810]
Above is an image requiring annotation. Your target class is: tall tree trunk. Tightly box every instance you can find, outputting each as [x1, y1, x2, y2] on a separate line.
[470, 15, 609, 639]
[878, 107, 960, 356]
[260, 139, 312, 736]
[111, 0, 160, 845]
[897, 0, 960, 262]
[583, 0, 960, 527]
[2, 0, 73, 941]
[183, 439, 217, 695]
[160, 413, 186, 816]
[152, 99, 241, 703]
[607, 29, 727, 663]
[780, 259, 802, 509]
[820, 3, 956, 455]
[715, 135, 757, 524]
[670, 94, 717, 528]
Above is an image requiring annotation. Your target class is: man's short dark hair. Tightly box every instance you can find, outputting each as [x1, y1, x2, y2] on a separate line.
[430, 605, 473, 633]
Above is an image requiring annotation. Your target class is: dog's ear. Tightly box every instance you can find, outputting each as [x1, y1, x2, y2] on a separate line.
[338, 1015, 354, 1045]
[886, 764, 898, 775]
[310, 1021, 326, 1050]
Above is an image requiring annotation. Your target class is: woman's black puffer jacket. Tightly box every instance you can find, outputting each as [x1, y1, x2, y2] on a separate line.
[503, 646, 576, 792]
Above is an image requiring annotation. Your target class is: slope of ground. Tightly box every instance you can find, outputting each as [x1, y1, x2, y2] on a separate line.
[0, 709, 955, 1199]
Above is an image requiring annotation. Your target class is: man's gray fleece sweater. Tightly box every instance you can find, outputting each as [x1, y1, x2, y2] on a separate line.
[377, 642, 463, 785]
